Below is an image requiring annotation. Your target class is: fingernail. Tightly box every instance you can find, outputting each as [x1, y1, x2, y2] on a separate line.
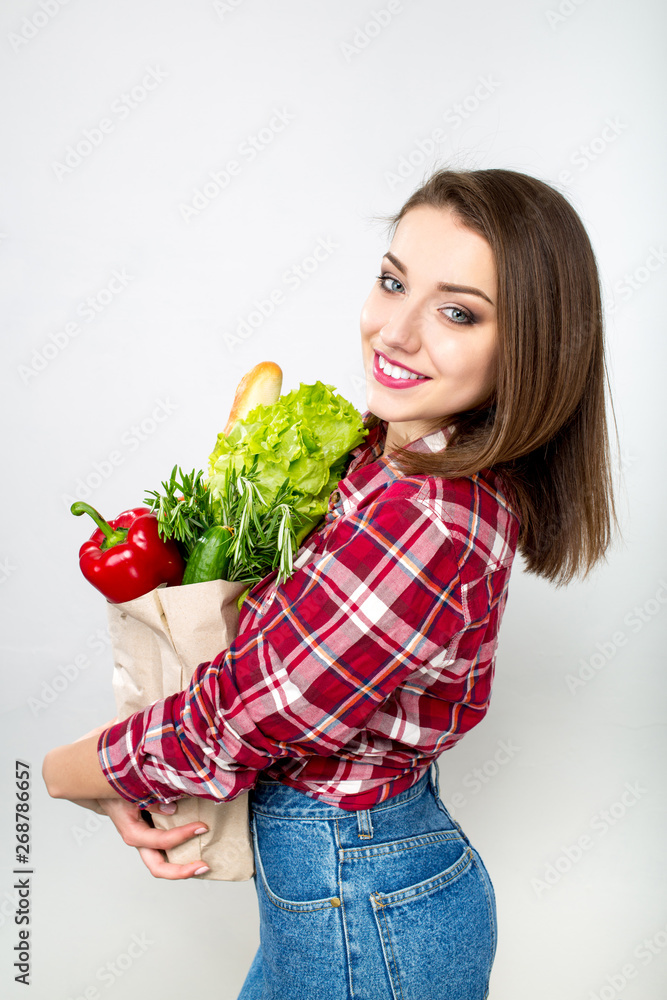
[159, 803, 177, 814]
[193, 826, 207, 835]
[194, 866, 209, 876]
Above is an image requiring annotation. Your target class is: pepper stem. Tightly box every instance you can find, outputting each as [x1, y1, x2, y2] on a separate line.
[70, 502, 128, 549]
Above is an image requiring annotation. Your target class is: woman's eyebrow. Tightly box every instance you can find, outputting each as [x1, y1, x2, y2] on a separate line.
[382, 251, 495, 306]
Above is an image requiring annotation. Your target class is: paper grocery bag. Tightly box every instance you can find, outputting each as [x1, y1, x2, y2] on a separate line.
[105, 578, 255, 881]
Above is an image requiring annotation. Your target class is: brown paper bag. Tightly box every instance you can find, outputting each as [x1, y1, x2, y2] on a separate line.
[105, 578, 255, 881]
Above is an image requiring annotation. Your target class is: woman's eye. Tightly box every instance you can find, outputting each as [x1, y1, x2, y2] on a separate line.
[442, 306, 474, 325]
[375, 274, 404, 294]
[375, 275, 475, 325]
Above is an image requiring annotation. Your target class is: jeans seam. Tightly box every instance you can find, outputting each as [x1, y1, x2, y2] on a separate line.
[335, 818, 356, 1000]
[471, 854, 497, 975]
[263, 898, 334, 914]
[374, 847, 473, 907]
[252, 808, 343, 821]
[373, 899, 404, 1000]
[341, 830, 462, 862]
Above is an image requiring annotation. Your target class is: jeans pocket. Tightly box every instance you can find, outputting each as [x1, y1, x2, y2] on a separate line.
[253, 812, 340, 909]
[251, 817, 348, 998]
[370, 846, 496, 1000]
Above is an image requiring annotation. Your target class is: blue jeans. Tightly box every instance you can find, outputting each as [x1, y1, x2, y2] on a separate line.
[238, 765, 497, 999]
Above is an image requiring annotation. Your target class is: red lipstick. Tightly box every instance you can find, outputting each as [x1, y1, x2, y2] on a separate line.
[372, 352, 431, 389]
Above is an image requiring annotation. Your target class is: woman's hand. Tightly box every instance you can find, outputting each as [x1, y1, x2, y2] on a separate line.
[96, 798, 211, 880]
[44, 718, 211, 877]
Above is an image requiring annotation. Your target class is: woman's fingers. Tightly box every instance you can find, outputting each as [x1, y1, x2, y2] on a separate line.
[146, 801, 177, 816]
[136, 846, 210, 881]
[98, 798, 209, 851]
[96, 798, 212, 878]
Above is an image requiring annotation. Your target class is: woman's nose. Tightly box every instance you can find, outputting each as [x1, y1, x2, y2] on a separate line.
[379, 307, 422, 353]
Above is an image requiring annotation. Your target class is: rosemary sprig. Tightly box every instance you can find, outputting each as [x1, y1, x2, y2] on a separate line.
[144, 465, 219, 559]
[144, 459, 306, 586]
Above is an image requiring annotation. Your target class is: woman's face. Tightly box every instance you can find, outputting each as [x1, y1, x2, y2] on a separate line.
[360, 205, 498, 452]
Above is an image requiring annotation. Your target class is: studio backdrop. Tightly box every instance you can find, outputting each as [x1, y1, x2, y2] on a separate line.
[0, 1, 665, 998]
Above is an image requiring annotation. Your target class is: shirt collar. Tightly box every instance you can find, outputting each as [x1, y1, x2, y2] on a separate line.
[348, 413, 455, 467]
[333, 413, 456, 513]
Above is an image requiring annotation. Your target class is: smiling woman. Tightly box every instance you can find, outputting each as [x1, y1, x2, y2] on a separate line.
[365, 167, 618, 586]
[43, 166, 619, 1000]
[361, 204, 500, 454]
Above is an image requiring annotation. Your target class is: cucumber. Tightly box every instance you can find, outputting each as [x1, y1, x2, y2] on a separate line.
[182, 525, 234, 585]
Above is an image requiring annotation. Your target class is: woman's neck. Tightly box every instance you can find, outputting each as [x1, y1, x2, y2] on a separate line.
[382, 419, 444, 457]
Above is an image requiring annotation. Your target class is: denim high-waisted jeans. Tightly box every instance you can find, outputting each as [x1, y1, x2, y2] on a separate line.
[238, 764, 497, 999]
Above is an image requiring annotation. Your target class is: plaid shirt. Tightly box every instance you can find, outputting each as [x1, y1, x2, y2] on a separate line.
[98, 417, 520, 811]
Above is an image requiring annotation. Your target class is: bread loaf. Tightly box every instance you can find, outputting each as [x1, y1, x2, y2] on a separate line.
[223, 361, 283, 436]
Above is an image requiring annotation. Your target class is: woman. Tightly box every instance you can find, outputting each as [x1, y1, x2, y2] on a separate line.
[43, 167, 618, 999]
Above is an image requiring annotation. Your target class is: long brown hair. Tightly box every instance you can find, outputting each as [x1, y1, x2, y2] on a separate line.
[370, 168, 619, 586]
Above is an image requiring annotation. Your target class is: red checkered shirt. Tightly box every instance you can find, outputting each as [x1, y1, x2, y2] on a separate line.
[98, 417, 521, 810]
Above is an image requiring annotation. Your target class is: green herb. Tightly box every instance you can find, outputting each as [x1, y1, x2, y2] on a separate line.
[144, 458, 308, 586]
[144, 466, 219, 560]
[212, 457, 306, 585]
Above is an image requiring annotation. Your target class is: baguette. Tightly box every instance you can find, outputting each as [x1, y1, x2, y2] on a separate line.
[223, 361, 283, 436]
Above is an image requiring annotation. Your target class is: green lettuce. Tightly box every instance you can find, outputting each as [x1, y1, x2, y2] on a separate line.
[208, 381, 367, 541]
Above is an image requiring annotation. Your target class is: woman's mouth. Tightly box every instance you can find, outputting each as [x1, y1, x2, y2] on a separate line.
[373, 352, 431, 389]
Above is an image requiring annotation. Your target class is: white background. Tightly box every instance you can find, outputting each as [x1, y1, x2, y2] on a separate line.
[1, 1, 666, 998]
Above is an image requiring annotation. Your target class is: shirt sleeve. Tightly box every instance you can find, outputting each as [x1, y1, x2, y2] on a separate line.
[97, 488, 466, 807]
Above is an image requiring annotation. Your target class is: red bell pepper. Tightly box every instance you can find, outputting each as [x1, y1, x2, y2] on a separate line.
[71, 502, 184, 603]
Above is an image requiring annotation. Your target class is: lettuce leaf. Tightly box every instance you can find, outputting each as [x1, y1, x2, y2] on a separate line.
[208, 381, 367, 531]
